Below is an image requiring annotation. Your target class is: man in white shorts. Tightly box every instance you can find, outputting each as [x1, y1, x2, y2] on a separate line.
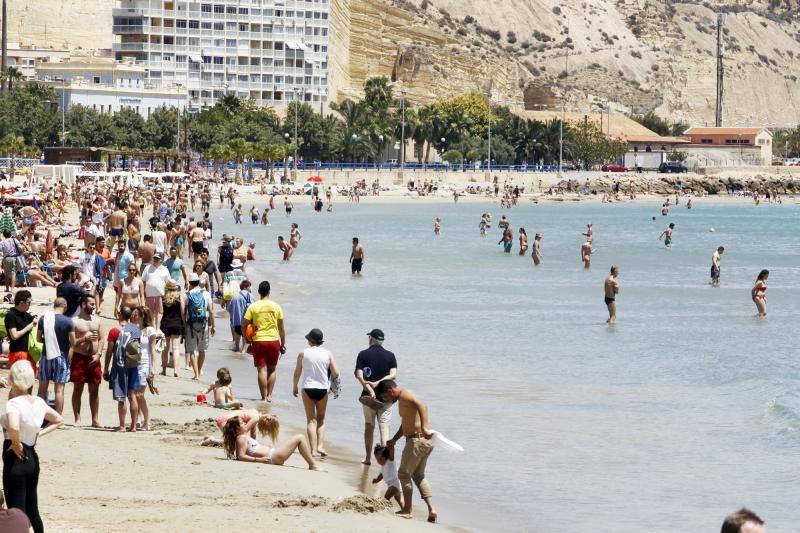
[354, 329, 397, 465]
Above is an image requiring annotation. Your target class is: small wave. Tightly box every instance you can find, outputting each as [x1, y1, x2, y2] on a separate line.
[766, 391, 800, 434]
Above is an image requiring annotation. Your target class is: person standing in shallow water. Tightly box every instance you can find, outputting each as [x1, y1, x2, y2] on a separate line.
[581, 239, 593, 269]
[350, 237, 365, 276]
[532, 233, 542, 265]
[604, 266, 619, 324]
[659, 223, 675, 247]
[518, 228, 528, 256]
[751, 269, 769, 317]
[711, 246, 724, 287]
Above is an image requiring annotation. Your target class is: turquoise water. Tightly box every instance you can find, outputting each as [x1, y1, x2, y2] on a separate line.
[207, 197, 800, 532]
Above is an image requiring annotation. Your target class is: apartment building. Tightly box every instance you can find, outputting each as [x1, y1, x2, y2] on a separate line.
[36, 58, 187, 118]
[112, 0, 330, 111]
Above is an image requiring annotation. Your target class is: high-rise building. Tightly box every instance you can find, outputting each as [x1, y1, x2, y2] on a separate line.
[112, 0, 329, 111]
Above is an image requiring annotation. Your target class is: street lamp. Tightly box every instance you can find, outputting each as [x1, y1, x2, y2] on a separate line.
[378, 134, 384, 163]
[351, 133, 358, 163]
[486, 90, 492, 174]
[53, 76, 66, 147]
[293, 88, 299, 170]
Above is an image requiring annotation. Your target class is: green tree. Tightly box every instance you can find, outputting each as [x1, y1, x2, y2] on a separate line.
[112, 108, 146, 149]
[0, 133, 26, 175]
[144, 106, 179, 149]
[1, 67, 24, 92]
[228, 138, 251, 182]
[442, 149, 463, 165]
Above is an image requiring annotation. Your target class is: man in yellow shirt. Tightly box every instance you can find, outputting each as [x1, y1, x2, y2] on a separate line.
[242, 280, 285, 402]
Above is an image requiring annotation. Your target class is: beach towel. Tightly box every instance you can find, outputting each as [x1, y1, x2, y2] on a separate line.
[430, 431, 464, 452]
[42, 312, 61, 361]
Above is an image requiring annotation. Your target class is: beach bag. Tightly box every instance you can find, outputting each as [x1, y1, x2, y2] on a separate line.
[28, 331, 43, 363]
[222, 278, 236, 302]
[187, 290, 208, 332]
[151, 331, 166, 356]
[123, 338, 141, 368]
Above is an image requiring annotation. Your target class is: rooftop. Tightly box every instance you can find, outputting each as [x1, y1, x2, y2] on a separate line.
[683, 127, 771, 136]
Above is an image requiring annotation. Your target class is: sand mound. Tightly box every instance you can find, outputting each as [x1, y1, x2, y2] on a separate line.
[151, 418, 215, 436]
[273, 496, 330, 508]
[331, 495, 393, 514]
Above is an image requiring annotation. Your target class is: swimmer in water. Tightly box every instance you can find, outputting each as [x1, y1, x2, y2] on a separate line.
[659, 223, 675, 247]
[581, 239, 593, 269]
[582, 223, 593, 242]
[751, 269, 768, 317]
[661, 203, 669, 216]
[604, 265, 619, 324]
[687, 197, 692, 210]
[434, 217, 441, 236]
[278, 236, 294, 261]
[532, 233, 542, 265]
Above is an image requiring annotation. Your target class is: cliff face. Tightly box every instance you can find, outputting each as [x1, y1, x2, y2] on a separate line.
[7, 0, 113, 52]
[332, 0, 800, 125]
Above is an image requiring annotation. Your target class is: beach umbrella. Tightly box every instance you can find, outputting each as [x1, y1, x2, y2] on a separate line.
[307, 176, 324, 183]
[0, 209, 17, 235]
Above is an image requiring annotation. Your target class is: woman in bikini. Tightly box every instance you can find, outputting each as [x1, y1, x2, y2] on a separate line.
[751, 269, 769, 317]
[518, 228, 528, 256]
[221, 414, 321, 470]
[115, 264, 144, 316]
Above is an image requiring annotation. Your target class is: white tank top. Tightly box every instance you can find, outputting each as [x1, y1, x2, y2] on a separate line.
[301, 346, 331, 390]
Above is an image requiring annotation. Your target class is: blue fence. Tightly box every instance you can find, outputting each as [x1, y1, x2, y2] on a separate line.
[204, 161, 570, 173]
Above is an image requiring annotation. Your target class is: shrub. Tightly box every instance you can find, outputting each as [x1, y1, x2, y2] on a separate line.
[630, 50, 642, 59]
[507, 31, 517, 44]
[552, 6, 562, 15]
[456, 27, 467, 37]
[463, 15, 475, 24]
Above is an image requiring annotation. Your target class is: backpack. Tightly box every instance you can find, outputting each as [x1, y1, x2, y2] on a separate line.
[115, 326, 142, 369]
[187, 290, 208, 332]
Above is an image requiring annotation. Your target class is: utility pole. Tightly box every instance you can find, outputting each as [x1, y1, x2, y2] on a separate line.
[400, 90, 406, 172]
[1, 0, 7, 91]
[715, 13, 725, 127]
[559, 48, 569, 180]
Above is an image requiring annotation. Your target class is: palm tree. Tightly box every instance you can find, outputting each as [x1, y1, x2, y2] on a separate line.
[1, 67, 23, 91]
[0, 133, 25, 176]
[364, 76, 393, 114]
[206, 144, 227, 176]
[228, 138, 250, 183]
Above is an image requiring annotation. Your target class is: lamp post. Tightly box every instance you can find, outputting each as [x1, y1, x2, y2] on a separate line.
[54, 77, 66, 147]
[378, 134, 384, 164]
[351, 133, 358, 163]
[400, 90, 406, 173]
[293, 88, 299, 170]
[486, 90, 492, 175]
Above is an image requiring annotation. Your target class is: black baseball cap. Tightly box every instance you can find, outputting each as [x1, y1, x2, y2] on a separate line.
[367, 329, 384, 341]
[304, 328, 324, 344]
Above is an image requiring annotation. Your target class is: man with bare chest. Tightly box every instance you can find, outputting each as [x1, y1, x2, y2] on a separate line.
[380, 380, 437, 523]
[70, 295, 103, 427]
[108, 205, 127, 239]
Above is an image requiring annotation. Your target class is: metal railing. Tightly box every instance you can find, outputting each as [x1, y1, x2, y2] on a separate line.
[0, 158, 39, 169]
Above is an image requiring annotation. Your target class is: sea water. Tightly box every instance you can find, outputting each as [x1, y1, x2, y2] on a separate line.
[204, 197, 800, 532]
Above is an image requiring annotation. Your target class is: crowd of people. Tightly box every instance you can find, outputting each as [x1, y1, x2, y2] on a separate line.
[0, 171, 774, 532]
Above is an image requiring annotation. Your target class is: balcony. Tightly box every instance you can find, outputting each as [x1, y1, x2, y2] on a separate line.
[113, 42, 150, 52]
[113, 25, 145, 34]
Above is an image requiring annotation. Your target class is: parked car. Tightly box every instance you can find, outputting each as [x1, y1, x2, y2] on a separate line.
[601, 164, 627, 172]
[659, 161, 688, 173]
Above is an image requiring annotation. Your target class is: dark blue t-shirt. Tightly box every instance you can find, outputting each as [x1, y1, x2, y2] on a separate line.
[38, 314, 75, 357]
[355, 345, 397, 397]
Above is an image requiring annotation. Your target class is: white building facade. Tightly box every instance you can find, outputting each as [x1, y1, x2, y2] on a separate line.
[36, 59, 187, 118]
[112, 0, 330, 111]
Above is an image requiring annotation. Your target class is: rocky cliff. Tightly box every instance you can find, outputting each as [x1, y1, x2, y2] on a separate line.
[332, 0, 800, 126]
[6, 0, 113, 52]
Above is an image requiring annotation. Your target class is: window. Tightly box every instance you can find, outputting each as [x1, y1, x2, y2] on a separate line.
[700, 139, 712, 144]
[214, 22, 224, 30]
[176, 19, 187, 28]
[201, 21, 211, 29]
[226, 39, 237, 47]
[201, 4, 212, 13]
[239, 23, 247, 31]
[176, 54, 187, 63]
[238, 8, 248, 14]
[225, 22, 236, 30]
[213, 5, 224, 14]
[226, 6, 236, 14]
[213, 56, 224, 64]
[188, 19, 199, 29]
[202, 55, 211, 64]
[93, 76, 101, 84]
[214, 39, 224, 47]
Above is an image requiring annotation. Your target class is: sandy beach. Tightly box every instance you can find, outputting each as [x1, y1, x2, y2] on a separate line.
[0, 189, 446, 533]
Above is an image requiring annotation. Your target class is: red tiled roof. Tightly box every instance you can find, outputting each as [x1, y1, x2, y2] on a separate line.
[683, 127, 769, 136]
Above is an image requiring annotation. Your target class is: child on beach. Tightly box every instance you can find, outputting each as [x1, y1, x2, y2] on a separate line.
[203, 368, 244, 409]
[372, 445, 403, 508]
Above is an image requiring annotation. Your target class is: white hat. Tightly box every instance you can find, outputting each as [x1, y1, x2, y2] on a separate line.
[230, 259, 243, 269]
[188, 272, 200, 283]
[9, 360, 34, 390]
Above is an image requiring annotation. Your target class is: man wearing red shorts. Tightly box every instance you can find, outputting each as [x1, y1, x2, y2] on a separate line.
[242, 280, 285, 402]
[4, 290, 37, 376]
[70, 295, 103, 427]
